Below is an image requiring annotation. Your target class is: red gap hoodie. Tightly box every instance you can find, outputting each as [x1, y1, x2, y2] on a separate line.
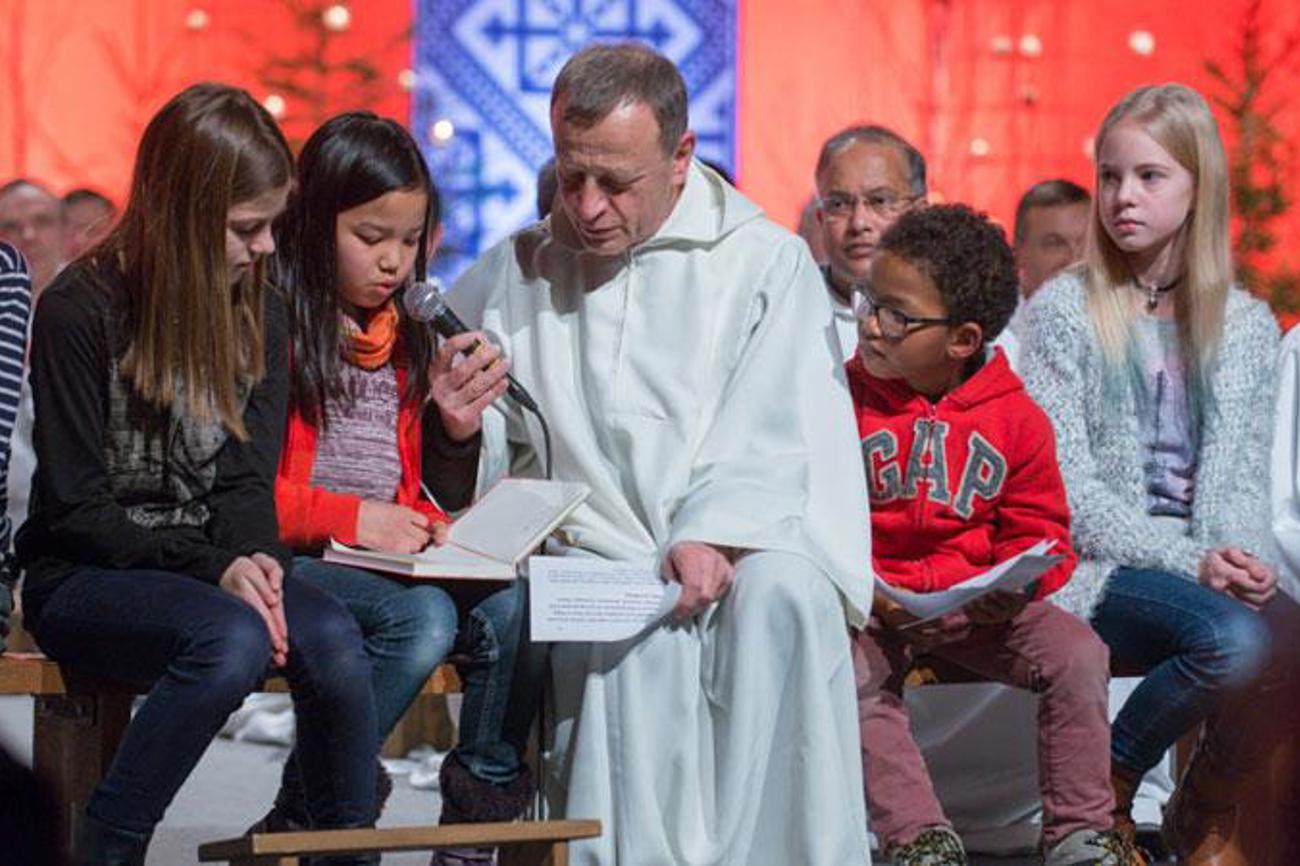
[847, 349, 1077, 597]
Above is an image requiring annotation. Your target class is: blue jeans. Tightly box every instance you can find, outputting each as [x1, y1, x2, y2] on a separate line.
[32, 567, 377, 838]
[447, 579, 545, 785]
[293, 557, 458, 741]
[295, 559, 540, 785]
[1092, 567, 1300, 776]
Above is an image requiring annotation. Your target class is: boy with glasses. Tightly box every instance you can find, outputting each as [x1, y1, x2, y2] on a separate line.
[848, 205, 1141, 866]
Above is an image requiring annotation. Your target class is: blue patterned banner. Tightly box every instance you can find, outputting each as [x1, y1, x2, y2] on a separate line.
[413, 0, 738, 281]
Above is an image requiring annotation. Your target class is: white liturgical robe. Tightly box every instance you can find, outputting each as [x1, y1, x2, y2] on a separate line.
[451, 161, 873, 865]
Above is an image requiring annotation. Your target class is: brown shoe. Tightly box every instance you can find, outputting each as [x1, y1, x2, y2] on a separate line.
[1161, 758, 1247, 866]
[1109, 764, 1142, 849]
[1108, 764, 1149, 865]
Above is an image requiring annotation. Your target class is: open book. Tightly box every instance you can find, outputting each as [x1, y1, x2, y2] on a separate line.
[324, 478, 590, 580]
[876, 539, 1063, 624]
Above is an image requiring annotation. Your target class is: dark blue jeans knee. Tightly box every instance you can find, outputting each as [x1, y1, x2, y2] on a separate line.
[31, 569, 272, 833]
[279, 574, 378, 830]
[1092, 566, 1281, 774]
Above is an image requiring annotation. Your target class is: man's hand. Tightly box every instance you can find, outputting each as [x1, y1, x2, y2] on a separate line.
[430, 331, 511, 442]
[356, 501, 433, 554]
[964, 590, 1029, 625]
[664, 541, 736, 621]
[220, 554, 289, 668]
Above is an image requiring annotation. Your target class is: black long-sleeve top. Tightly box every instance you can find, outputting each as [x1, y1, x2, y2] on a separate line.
[17, 259, 291, 627]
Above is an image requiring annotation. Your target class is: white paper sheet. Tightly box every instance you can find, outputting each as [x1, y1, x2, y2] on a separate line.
[877, 539, 1063, 623]
[528, 556, 682, 642]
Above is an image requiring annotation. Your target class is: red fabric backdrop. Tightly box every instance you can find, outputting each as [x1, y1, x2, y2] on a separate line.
[739, 0, 1300, 277]
[3, 0, 1298, 275]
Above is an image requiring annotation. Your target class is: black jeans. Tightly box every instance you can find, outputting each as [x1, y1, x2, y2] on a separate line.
[34, 567, 378, 837]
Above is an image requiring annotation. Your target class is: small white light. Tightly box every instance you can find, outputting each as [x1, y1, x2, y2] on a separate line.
[969, 137, 991, 157]
[1129, 30, 1155, 56]
[1018, 33, 1043, 57]
[263, 94, 286, 119]
[397, 69, 416, 91]
[322, 4, 351, 32]
[431, 119, 455, 143]
[185, 9, 210, 31]
[990, 34, 1013, 55]
[1082, 136, 1096, 159]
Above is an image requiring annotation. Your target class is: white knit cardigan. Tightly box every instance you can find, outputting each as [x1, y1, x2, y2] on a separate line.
[1021, 270, 1279, 620]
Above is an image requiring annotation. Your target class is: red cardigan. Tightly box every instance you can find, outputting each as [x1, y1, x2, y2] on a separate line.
[276, 364, 449, 550]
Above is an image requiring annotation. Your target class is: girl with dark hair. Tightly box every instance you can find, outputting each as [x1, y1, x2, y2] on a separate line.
[269, 112, 539, 853]
[16, 83, 378, 866]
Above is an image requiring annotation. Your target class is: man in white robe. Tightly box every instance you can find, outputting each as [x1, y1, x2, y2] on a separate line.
[449, 43, 873, 866]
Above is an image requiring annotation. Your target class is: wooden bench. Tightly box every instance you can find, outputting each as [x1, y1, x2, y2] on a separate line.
[0, 651, 461, 837]
[199, 819, 601, 865]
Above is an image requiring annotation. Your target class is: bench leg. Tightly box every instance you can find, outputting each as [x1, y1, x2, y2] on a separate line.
[33, 693, 132, 848]
[499, 840, 568, 866]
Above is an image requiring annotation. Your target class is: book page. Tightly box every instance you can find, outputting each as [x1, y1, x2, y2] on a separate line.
[528, 556, 682, 642]
[326, 540, 516, 579]
[452, 478, 590, 563]
[877, 539, 1062, 624]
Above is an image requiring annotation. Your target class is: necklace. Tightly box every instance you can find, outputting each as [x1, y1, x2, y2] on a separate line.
[1136, 275, 1182, 312]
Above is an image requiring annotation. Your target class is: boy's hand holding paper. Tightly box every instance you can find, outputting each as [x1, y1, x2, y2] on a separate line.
[876, 539, 1062, 626]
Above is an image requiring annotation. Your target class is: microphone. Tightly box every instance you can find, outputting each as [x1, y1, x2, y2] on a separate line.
[403, 278, 539, 412]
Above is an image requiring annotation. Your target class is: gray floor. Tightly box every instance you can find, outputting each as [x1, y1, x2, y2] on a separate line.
[0, 695, 441, 865]
[2, 695, 1167, 865]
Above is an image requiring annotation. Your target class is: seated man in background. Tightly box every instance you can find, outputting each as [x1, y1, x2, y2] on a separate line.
[61, 187, 117, 260]
[0, 180, 64, 297]
[1006, 179, 1090, 348]
[814, 124, 925, 357]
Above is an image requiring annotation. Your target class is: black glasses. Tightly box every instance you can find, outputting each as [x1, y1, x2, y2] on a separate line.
[853, 290, 953, 341]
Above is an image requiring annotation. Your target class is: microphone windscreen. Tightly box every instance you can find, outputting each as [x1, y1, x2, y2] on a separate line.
[402, 278, 447, 323]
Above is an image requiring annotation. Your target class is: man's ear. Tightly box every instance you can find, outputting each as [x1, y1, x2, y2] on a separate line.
[670, 131, 697, 187]
[947, 322, 985, 361]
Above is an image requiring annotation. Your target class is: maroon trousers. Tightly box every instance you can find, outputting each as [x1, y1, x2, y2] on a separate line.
[852, 601, 1115, 850]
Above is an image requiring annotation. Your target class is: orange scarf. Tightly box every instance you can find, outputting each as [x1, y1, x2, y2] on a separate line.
[341, 301, 400, 370]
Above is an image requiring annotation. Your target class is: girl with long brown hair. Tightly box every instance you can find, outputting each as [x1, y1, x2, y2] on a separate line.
[16, 83, 379, 865]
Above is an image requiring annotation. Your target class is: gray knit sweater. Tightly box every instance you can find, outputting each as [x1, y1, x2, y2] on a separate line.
[1022, 270, 1279, 620]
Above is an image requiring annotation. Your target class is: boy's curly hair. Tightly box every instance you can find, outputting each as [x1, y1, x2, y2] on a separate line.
[878, 203, 1019, 342]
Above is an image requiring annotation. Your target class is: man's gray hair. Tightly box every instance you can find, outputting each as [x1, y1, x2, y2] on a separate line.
[815, 125, 927, 197]
[551, 42, 688, 155]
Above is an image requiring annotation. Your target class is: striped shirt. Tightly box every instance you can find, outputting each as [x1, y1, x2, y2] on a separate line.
[0, 243, 33, 586]
[309, 362, 403, 502]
